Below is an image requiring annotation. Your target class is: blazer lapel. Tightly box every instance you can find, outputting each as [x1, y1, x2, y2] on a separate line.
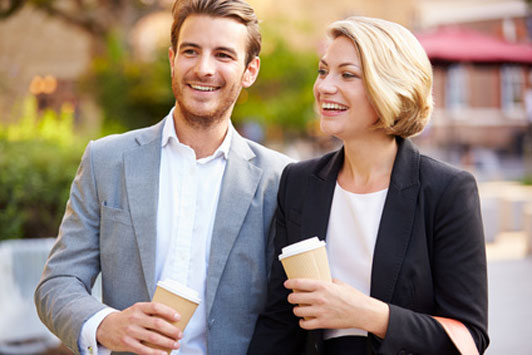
[301, 149, 344, 242]
[370, 138, 420, 302]
[124, 121, 164, 298]
[205, 131, 262, 316]
[300, 149, 343, 355]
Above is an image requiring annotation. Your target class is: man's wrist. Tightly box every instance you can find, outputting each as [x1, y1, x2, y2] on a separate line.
[80, 308, 118, 355]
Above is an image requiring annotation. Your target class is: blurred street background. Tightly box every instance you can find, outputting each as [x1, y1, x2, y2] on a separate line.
[1, 0, 532, 353]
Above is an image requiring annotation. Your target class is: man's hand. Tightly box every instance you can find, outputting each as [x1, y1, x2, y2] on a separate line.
[96, 302, 183, 355]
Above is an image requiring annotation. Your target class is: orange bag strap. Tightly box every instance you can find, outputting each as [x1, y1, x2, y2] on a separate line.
[432, 316, 479, 355]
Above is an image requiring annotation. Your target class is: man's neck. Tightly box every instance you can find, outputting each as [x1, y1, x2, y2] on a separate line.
[172, 110, 230, 159]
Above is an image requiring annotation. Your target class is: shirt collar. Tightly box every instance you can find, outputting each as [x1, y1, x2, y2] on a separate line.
[161, 107, 232, 160]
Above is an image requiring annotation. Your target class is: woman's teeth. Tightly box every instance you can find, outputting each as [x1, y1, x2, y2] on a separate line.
[322, 102, 348, 111]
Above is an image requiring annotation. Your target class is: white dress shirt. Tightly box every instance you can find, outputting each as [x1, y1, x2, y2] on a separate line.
[324, 183, 388, 340]
[80, 108, 231, 355]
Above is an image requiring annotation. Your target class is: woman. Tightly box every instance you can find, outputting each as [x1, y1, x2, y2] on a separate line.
[248, 16, 489, 355]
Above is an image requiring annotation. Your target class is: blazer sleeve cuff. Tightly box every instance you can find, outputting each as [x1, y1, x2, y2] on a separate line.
[374, 304, 458, 355]
[79, 307, 117, 355]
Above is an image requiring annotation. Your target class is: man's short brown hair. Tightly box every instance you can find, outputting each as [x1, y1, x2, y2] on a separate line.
[171, 0, 261, 66]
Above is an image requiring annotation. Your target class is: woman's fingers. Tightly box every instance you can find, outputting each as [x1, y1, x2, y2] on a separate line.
[284, 278, 324, 292]
[299, 317, 322, 330]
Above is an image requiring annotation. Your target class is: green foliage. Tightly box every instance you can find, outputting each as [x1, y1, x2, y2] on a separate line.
[84, 31, 318, 136]
[522, 176, 532, 185]
[0, 98, 88, 240]
[233, 35, 318, 135]
[82, 33, 175, 132]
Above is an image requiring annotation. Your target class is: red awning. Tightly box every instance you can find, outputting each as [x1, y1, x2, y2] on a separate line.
[416, 27, 532, 64]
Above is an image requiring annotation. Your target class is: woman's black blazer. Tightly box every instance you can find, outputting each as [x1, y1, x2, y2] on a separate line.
[248, 138, 489, 355]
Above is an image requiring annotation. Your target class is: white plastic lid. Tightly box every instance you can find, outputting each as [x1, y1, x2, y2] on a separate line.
[157, 279, 201, 304]
[278, 236, 326, 260]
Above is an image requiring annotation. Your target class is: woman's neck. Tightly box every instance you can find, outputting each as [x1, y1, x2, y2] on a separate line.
[338, 134, 398, 194]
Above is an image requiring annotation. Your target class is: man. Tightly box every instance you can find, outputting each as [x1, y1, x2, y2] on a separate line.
[34, 0, 291, 354]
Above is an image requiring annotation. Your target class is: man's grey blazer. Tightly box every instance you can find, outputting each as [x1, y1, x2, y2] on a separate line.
[34, 117, 292, 354]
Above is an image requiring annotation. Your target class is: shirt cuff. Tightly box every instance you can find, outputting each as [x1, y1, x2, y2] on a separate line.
[79, 307, 118, 355]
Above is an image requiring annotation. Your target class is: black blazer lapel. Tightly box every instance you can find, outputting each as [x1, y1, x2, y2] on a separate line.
[301, 149, 344, 242]
[299, 149, 343, 355]
[370, 138, 421, 302]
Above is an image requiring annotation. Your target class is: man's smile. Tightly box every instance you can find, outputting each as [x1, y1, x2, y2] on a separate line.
[188, 83, 220, 92]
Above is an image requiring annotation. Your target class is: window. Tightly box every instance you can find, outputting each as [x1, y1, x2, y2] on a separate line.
[446, 64, 469, 110]
[501, 65, 524, 112]
[469, 65, 498, 108]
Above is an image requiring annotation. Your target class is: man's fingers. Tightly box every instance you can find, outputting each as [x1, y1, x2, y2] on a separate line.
[96, 303, 181, 354]
[123, 334, 171, 355]
[138, 302, 181, 323]
[131, 326, 180, 352]
[106, 325, 171, 355]
[144, 314, 182, 340]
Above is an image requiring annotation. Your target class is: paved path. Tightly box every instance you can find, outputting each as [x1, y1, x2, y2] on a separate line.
[486, 256, 532, 354]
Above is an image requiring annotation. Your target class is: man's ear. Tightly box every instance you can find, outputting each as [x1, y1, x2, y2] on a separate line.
[242, 56, 260, 88]
[168, 47, 175, 76]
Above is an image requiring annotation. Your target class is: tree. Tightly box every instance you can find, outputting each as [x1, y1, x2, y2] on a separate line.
[0, 0, 169, 53]
[0, 0, 175, 131]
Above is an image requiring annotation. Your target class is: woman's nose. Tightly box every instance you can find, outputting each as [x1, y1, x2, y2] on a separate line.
[315, 76, 337, 95]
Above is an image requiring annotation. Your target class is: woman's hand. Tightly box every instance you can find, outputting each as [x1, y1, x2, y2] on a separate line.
[284, 278, 390, 338]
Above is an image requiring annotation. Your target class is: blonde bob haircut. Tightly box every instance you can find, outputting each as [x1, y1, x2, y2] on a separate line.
[327, 16, 433, 138]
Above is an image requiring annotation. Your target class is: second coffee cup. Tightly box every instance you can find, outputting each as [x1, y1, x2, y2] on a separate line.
[278, 236, 332, 283]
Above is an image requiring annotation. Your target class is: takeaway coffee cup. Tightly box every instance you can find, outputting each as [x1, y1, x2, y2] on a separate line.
[146, 279, 201, 353]
[278, 237, 332, 283]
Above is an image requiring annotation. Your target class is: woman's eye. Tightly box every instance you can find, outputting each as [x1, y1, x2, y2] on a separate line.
[317, 69, 327, 76]
[342, 72, 357, 79]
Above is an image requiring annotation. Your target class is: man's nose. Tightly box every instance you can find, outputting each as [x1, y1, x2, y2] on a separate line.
[194, 54, 215, 78]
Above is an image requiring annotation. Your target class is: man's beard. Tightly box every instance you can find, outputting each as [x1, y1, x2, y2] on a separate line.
[172, 77, 241, 129]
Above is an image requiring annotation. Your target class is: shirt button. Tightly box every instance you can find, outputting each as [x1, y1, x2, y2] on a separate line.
[87, 346, 93, 355]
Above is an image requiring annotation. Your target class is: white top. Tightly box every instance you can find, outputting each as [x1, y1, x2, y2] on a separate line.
[324, 183, 388, 340]
[80, 108, 231, 355]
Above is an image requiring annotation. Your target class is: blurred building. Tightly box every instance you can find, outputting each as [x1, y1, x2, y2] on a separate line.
[2, 0, 531, 157]
[0, 5, 92, 123]
[249, 0, 416, 52]
[0, 0, 418, 130]
[413, 0, 532, 166]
